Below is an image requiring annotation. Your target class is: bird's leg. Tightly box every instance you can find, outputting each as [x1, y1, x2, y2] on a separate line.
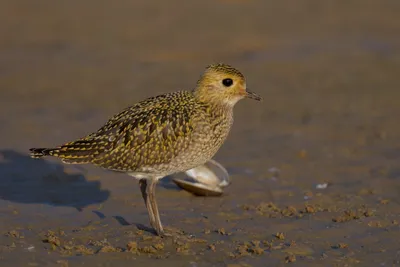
[139, 179, 157, 231]
[147, 178, 165, 237]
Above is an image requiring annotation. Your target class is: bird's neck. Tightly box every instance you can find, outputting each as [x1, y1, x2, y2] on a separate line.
[193, 89, 236, 111]
[197, 97, 235, 127]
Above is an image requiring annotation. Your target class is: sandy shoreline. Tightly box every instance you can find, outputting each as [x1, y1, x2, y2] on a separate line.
[1, 1, 400, 266]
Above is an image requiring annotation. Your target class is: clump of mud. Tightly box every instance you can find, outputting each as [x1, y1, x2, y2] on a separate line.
[241, 201, 324, 218]
[332, 207, 374, 223]
[36, 227, 211, 259]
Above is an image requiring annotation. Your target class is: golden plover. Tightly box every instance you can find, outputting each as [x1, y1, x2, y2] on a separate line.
[30, 63, 262, 236]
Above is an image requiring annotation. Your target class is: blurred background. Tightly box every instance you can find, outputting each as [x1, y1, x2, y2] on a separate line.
[1, 0, 400, 266]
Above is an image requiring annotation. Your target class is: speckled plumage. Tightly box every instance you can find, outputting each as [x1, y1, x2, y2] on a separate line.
[30, 63, 262, 236]
[32, 91, 232, 177]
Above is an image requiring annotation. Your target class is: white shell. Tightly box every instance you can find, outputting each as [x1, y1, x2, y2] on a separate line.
[185, 159, 230, 187]
[173, 159, 230, 196]
[172, 179, 223, 197]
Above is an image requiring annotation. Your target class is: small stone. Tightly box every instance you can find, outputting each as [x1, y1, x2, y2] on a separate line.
[275, 232, 285, 240]
[285, 254, 296, 263]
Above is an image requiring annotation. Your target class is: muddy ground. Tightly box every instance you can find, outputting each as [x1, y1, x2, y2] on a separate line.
[1, 0, 400, 266]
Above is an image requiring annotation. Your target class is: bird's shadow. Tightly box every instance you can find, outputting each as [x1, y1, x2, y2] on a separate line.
[0, 149, 110, 210]
[112, 215, 156, 234]
[90, 211, 159, 235]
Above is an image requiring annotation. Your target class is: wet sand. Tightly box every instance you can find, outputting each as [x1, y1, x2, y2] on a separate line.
[1, 0, 400, 266]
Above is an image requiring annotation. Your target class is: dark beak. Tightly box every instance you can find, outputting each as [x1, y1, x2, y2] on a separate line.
[246, 90, 263, 101]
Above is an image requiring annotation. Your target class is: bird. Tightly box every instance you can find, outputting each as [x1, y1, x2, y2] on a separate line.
[29, 63, 262, 237]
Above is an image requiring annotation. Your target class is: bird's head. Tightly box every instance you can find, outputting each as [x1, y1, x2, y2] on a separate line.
[194, 63, 262, 107]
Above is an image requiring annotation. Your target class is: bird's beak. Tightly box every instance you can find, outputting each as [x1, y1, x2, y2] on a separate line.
[245, 90, 263, 101]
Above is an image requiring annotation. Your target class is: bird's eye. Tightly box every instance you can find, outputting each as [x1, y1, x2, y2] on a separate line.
[222, 78, 233, 87]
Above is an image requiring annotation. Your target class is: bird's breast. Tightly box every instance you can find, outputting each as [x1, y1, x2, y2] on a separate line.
[166, 111, 233, 172]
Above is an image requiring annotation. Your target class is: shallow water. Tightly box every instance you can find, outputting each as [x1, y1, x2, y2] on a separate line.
[1, 0, 400, 266]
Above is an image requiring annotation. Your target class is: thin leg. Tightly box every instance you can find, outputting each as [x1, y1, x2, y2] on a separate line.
[139, 179, 156, 230]
[147, 178, 165, 236]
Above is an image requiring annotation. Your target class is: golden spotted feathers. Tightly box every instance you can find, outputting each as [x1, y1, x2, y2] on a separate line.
[205, 63, 245, 79]
[29, 63, 256, 175]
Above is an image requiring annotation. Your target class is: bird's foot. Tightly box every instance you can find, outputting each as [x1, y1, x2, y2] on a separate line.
[155, 225, 175, 238]
[159, 231, 173, 238]
[158, 226, 196, 240]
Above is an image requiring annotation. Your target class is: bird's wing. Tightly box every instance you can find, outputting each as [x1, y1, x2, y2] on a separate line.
[88, 92, 196, 171]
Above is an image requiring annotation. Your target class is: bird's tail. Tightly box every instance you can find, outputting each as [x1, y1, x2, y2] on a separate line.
[29, 147, 52, 158]
[29, 139, 108, 164]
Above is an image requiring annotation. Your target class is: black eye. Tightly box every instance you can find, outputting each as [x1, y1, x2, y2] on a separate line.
[222, 78, 233, 87]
